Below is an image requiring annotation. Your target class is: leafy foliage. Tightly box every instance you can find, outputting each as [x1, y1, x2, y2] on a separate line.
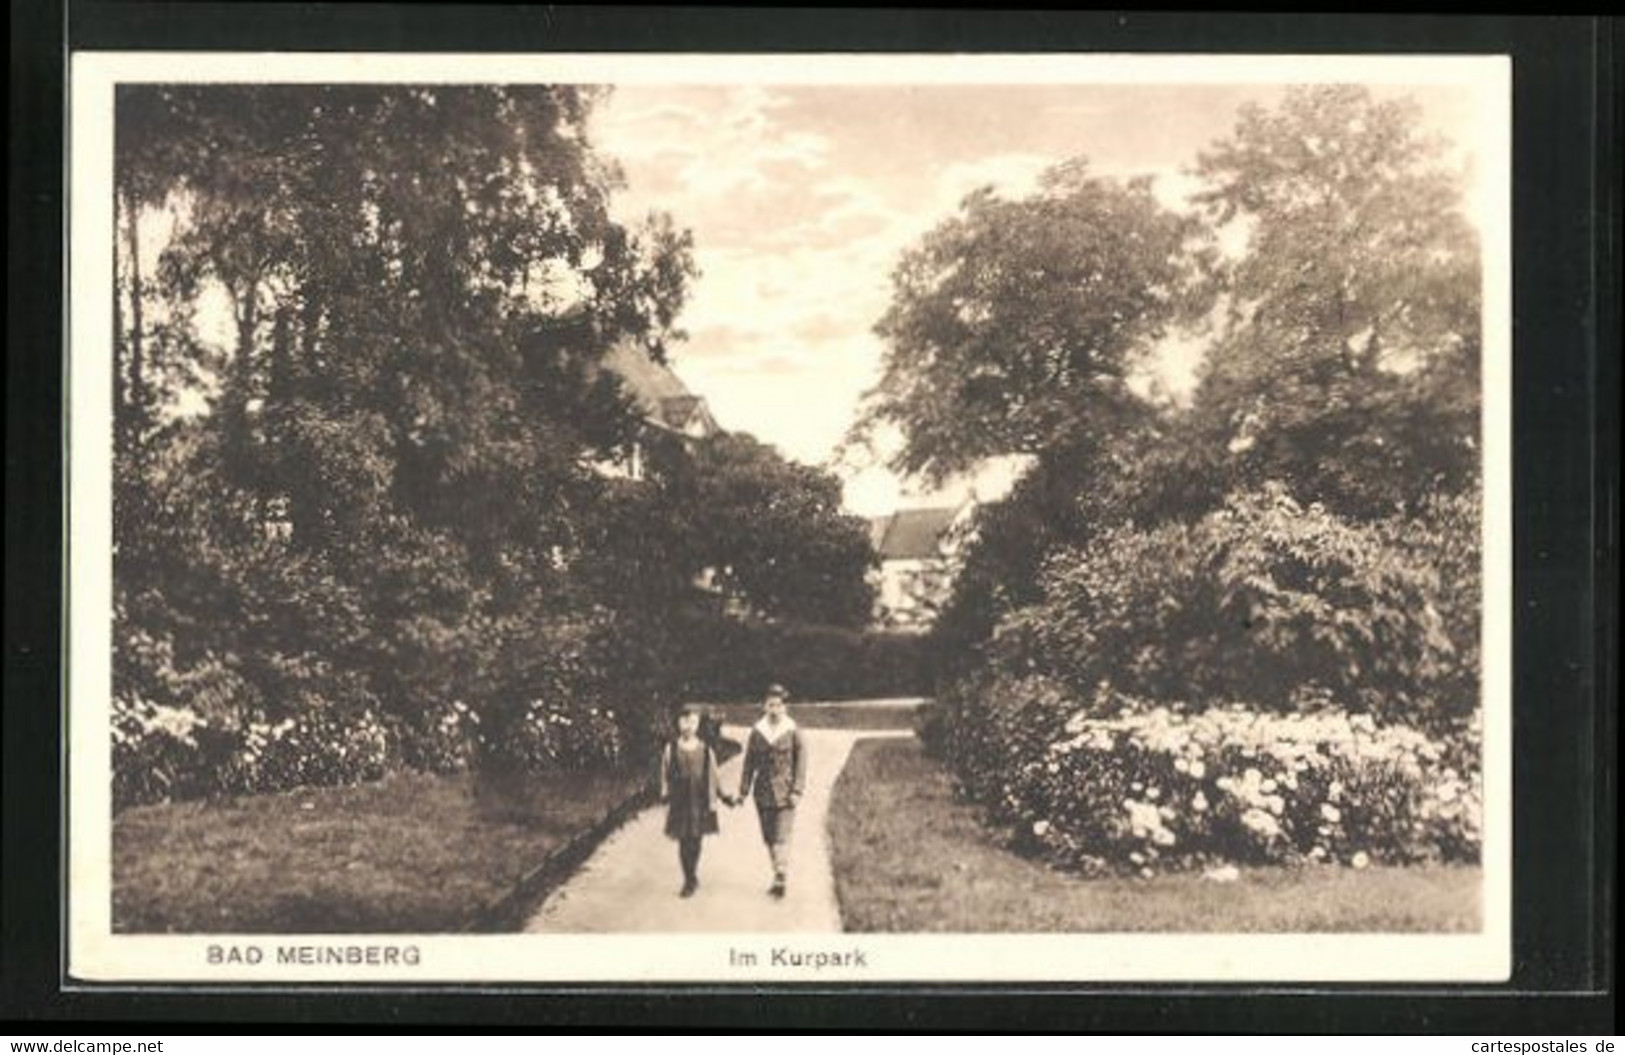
[111, 85, 890, 806]
[852, 161, 1209, 484]
[111, 85, 699, 801]
[891, 87, 1487, 873]
[995, 484, 1469, 732]
[1185, 85, 1481, 519]
[665, 432, 876, 627]
[670, 611, 933, 703]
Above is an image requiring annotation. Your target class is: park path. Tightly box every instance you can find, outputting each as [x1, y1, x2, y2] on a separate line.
[523, 723, 910, 933]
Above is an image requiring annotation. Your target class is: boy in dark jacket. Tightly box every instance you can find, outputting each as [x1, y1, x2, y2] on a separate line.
[735, 683, 807, 898]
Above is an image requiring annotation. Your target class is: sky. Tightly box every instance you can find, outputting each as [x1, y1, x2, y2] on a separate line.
[588, 81, 1484, 516]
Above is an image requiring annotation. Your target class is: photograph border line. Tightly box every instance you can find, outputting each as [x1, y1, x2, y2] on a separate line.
[66, 49, 1512, 987]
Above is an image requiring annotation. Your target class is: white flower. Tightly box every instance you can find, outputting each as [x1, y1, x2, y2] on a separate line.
[1351, 851, 1371, 870]
[1124, 800, 1163, 834]
[1320, 803, 1342, 823]
[1242, 809, 1281, 839]
[1032, 819, 1051, 837]
[1191, 792, 1209, 812]
[1188, 759, 1207, 780]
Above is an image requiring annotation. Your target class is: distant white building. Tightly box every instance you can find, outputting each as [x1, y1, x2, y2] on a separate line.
[865, 496, 981, 632]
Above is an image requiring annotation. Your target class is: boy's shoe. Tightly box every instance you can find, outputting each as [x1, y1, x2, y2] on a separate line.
[769, 877, 786, 898]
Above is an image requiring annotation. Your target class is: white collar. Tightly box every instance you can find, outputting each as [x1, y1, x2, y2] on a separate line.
[753, 715, 797, 743]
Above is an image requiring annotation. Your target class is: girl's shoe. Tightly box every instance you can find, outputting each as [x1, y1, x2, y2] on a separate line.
[681, 878, 698, 898]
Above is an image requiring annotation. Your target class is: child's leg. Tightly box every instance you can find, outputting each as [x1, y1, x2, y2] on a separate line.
[679, 837, 701, 882]
[768, 838, 788, 879]
[770, 807, 795, 878]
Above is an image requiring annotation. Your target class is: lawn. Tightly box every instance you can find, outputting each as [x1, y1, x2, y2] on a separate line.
[113, 766, 647, 933]
[828, 737, 1483, 933]
[702, 698, 924, 731]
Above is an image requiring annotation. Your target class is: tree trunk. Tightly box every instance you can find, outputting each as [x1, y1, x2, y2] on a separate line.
[112, 191, 127, 450]
[122, 185, 147, 443]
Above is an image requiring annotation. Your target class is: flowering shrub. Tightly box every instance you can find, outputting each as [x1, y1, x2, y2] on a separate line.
[218, 709, 391, 796]
[938, 676, 1481, 876]
[396, 700, 482, 774]
[113, 692, 225, 808]
[991, 484, 1473, 735]
[488, 701, 625, 773]
[114, 694, 394, 809]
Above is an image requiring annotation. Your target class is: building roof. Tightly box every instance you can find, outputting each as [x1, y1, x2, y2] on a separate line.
[602, 341, 717, 436]
[867, 515, 893, 552]
[869, 505, 963, 561]
[658, 394, 718, 436]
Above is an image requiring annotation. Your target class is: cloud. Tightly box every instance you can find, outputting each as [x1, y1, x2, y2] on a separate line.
[593, 86, 833, 221]
[930, 152, 1055, 213]
[591, 90, 1210, 498]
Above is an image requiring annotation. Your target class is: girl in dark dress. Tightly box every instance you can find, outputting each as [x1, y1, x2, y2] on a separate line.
[659, 705, 723, 897]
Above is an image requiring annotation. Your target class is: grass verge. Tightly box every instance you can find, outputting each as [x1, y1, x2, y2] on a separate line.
[828, 737, 1482, 933]
[113, 766, 647, 933]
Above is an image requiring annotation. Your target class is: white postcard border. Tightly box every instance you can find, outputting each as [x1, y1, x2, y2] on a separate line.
[67, 50, 1513, 985]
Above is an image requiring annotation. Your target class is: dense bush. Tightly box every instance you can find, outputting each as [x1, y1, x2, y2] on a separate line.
[109, 85, 708, 809]
[934, 675, 1481, 876]
[113, 693, 392, 810]
[992, 484, 1472, 735]
[671, 610, 934, 702]
[219, 709, 392, 796]
[490, 702, 626, 773]
[891, 88, 1486, 880]
[112, 690, 636, 810]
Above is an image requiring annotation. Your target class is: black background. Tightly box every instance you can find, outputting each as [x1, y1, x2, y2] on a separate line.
[6, 7, 1617, 1033]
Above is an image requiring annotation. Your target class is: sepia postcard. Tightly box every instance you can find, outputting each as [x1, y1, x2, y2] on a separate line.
[67, 51, 1512, 985]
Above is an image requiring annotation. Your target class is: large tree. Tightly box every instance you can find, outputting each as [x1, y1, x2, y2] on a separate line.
[112, 85, 696, 759]
[1182, 85, 1481, 519]
[851, 159, 1210, 484]
[666, 432, 875, 628]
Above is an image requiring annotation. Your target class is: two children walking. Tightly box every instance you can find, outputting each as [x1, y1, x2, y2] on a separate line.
[658, 684, 807, 899]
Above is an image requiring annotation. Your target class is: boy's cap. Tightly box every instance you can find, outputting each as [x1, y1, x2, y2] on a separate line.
[764, 683, 789, 699]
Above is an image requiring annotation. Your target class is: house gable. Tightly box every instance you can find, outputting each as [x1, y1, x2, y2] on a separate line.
[866, 499, 985, 631]
[595, 340, 720, 479]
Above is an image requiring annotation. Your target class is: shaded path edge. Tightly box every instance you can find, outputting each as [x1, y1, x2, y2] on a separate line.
[462, 783, 654, 933]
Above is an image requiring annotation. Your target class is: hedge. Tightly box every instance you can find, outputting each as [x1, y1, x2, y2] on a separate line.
[669, 611, 934, 701]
